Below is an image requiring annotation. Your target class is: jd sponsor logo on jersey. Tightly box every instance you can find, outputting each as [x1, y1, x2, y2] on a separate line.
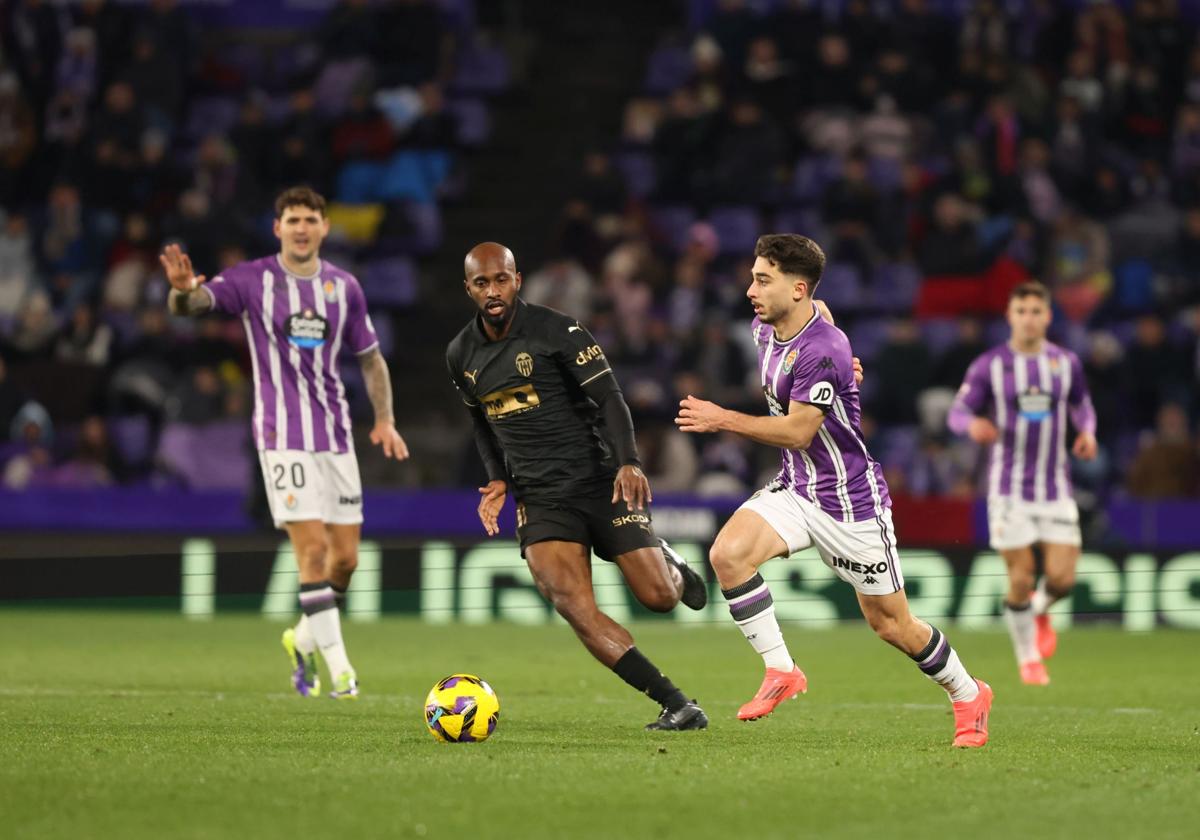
[782, 349, 798, 374]
[1018, 386, 1052, 421]
[808, 381, 834, 407]
[515, 352, 533, 377]
[286, 309, 330, 349]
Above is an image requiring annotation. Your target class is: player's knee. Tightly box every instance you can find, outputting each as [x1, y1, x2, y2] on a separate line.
[708, 536, 750, 582]
[637, 581, 677, 613]
[296, 539, 328, 574]
[1045, 572, 1074, 597]
[331, 552, 357, 577]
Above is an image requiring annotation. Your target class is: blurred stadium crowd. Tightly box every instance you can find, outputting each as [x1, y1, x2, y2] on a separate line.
[1, 0, 1198, 511]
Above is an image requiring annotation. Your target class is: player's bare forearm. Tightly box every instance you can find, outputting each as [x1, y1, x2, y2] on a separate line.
[359, 347, 395, 425]
[677, 395, 823, 450]
[720, 410, 820, 450]
[167, 288, 213, 317]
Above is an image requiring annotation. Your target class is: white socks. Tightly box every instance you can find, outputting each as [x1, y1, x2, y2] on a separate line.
[912, 625, 979, 703]
[721, 573, 795, 672]
[1003, 601, 1040, 664]
[299, 582, 353, 678]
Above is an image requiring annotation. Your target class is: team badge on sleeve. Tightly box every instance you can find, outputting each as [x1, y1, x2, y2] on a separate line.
[783, 349, 798, 373]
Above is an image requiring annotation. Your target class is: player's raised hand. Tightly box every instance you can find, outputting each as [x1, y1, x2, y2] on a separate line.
[1072, 431, 1098, 460]
[369, 420, 410, 460]
[852, 356, 864, 386]
[676, 394, 726, 434]
[477, 480, 507, 536]
[159, 243, 205, 292]
[612, 464, 651, 512]
[967, 416, 999, 445]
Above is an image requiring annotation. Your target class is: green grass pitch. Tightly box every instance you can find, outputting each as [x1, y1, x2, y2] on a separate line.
[2, 612, 1197, 839]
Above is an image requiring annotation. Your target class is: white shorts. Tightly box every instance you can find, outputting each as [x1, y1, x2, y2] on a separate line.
[258, 449, 364, 529]
[987, 496, 1081, 551]
[739, 484, 904, 595]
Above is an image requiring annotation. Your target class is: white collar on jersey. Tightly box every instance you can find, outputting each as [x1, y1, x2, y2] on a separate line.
[771, 301, 820, 344]
[274, 254, 322, 280]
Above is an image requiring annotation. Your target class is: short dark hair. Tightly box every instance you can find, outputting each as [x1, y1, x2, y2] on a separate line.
[754, 234, 826, 293]
[1009, 280, 1050, 304]
[274, 186, 326, 218]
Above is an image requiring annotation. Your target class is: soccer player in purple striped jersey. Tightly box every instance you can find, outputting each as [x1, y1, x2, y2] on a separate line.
[677, 234, 992, 748]
[948, 280, 1097, 686]
[160, 186, 410, 701]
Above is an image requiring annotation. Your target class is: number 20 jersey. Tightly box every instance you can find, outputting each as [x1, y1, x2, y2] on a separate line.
[752, 307, 890, 523]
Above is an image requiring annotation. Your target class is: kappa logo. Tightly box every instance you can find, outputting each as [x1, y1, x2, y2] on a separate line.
[463, 369, 478, 385]
[863, 575, 878, 585]
[818, 356, 835, 370]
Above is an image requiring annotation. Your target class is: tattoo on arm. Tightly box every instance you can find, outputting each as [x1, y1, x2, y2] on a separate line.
[359, 348, 394, 424]
[167, 288, 213, 317]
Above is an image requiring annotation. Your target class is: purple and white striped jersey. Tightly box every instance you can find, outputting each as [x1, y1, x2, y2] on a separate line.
[752, 306, 891, 523]
[202, 255, 379, 453]
[948, 342, 1096, 502]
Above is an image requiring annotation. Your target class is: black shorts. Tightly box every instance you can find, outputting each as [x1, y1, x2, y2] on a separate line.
[516, 489, 658, 562]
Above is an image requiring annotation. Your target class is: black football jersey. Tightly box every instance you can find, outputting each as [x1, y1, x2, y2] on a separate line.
[446, 300, 619, 502]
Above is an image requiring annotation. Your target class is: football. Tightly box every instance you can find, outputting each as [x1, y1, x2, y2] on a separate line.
[424, 674, 501, 743]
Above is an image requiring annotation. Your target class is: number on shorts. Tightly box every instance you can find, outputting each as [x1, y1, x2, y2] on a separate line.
[272, 462, 306, 490]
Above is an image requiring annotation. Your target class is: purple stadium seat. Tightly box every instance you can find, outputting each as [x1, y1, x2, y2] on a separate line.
[450, 41, 511, 95]
[446, 97, 491, 146]
[708, 206, 762, 255]
[648, 205, 697, 252]
[110, 414, 153, 467]
[984, 319, 1010, 347]
[815, 262, 863, 312]
[361, 256, 418, 308]
[771, 207, 822, 237]
[792, 155, 842, 204]
[847, 318, 891, 363]
[157, 421, 250, 490]
[183, 97, 240, 141]
[614, 150, 657, 199]
[644, 46, 693, 95]
[313, 59, 370, 118]
[871, 262, 921, 313]
[920, 319, 962, 355]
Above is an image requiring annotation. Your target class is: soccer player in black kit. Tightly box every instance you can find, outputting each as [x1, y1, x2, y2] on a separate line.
[446, 242, 709, 731]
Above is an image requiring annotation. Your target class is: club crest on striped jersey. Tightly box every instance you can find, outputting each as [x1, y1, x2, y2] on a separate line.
[286, 308, 329, 349]
[782, 349, 798, 374]
[322, 280, 337, 302]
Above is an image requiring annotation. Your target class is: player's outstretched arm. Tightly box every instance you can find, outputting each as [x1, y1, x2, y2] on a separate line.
[676, 395, 826, 450]
[360, 348, 409, 460]
[160, 243, 213, 317]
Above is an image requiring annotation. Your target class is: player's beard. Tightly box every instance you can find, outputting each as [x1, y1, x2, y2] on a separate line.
[481, 299, 513, 329]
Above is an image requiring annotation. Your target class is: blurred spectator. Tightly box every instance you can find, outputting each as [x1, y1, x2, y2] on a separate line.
[0, 212, 36, 319]
[868, 319, 931, 425]
[521, 258, 593, 323]
[822, 150, 883, 272]
[1124, 315, 1192, 430]
[53, 414, 114, 487]
[1047, 207, 1111, 322]
[2, 400, 54, 489]
[1126, 403, 1200, 498]
[705, 98, 785, 202]
[54, 303, 112, 366]
[918, 194, 984, 276]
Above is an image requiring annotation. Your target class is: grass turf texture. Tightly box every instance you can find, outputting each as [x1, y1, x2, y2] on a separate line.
[2, 613, 1197, 839]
